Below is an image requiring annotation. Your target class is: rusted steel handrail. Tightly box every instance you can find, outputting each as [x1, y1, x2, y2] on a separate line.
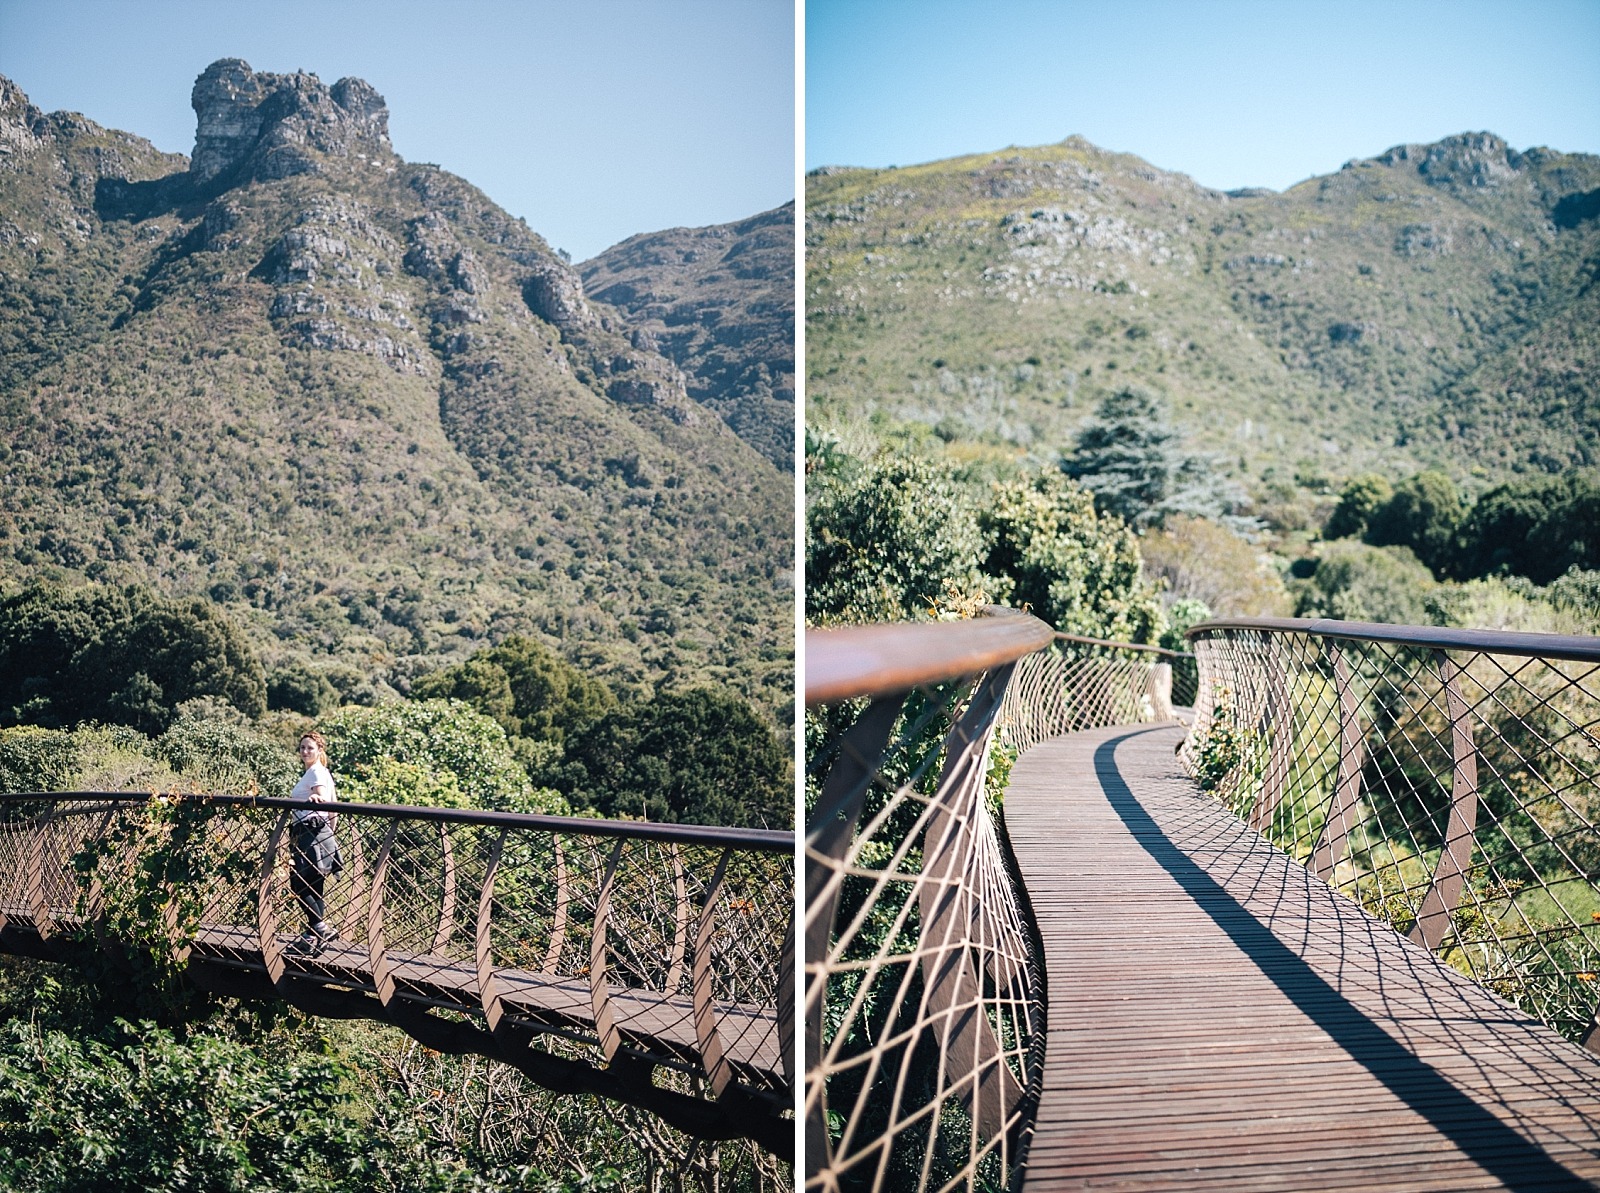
[805, 606, 1056, 705]
[1052, 629, 1193, 659]
[0, 792, 794, 1156]
[1192, 616, 1600, 665]
[0, 790, 790, 849]
[1182, 616, 1600, 1048]
[805, 608, 1175, 1190]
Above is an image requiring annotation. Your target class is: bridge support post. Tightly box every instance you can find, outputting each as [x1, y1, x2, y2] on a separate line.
[1407, 652, 1480, 952]
[693, 850, 734, 1096]
[368, 822, 400, 1003]
[1146, 662, 1174, 721]
[588, 839, 626, 1064]
[917, 664, 1024, 1144]
[804, 694, 902, 1176]
[1311, 644, 1366, 883]
[257, 811, 289, 983]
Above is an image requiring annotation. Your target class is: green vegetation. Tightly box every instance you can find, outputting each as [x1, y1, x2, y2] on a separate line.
[412, 635, 616, 758]
[805, 449, 985, 623]
[321, 699, 566, 814]
[806, 437, 1164, 638]
[0, 69, 792, 726]
[553, 688, 790, 829]
[0, 582, 265, 733]
[0, 954, 776, 1191]
[1323, 469, 1600, 587]
[1063, 386, 1245, 529]
[978, 468, 1161, 639]
[807, 132, 1600, 512]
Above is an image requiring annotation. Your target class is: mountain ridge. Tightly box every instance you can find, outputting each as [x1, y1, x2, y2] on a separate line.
[806, 129, 1600, 513]
[0, 62, 793, 716]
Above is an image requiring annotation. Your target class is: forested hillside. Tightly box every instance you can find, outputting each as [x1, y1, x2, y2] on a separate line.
[0, 63, 792, 717]
[807, 132, 1600, 505]
[582, 202, 795, 471]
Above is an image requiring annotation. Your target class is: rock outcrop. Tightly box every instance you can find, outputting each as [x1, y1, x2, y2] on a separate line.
[190, 58, 393, 184]
[0, 76, 46, 165]
[1374, 132, 1527, 192]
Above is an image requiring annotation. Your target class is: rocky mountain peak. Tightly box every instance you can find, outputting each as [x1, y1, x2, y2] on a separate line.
[190, 58, 392, 184]
[0, 75, 47, 164]
[1374, 131, 1525, 192]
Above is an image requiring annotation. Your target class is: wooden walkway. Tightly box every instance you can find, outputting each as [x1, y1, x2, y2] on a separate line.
[0, 914, 780, 1082]
[1006, 724, 1600, 1191]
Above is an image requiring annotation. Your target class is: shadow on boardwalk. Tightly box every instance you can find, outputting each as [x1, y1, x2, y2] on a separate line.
[1007, 725, 1600, 1191]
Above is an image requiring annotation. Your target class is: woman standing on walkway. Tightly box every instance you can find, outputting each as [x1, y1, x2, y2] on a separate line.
[290, 731, 341, 953]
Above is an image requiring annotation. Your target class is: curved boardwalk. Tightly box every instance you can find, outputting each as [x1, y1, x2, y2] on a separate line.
[1006, 724, 1600, 1191]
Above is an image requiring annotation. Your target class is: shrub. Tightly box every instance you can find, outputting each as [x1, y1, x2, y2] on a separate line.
[411, 636, 615, 747]
[0, 583, 265, 733]
[320, 699, 565, 814]
[1140, 515, 1291, 617]
[978, 469, 1164, 641]
[1324, 474, 1393, 540]
[559, 688, 790, 828]
[267, 659, 339, 717]
[1293, 540, 1437, 625]
[0, 727, 82, 793]
[1364, 470, 1462, 576]
[806, 452, 985, 624]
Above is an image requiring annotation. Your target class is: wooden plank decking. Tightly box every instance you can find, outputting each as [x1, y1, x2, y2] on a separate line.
[1006, 724, 1600, 1191]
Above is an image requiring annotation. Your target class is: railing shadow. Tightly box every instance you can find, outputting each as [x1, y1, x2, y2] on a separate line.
[1097, 729, 1600, 1190]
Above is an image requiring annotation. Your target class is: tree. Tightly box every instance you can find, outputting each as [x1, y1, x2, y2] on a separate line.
[1292, 541, 1437, 625]
[806, 452, 985, 624]
[1455, 473, 1600, 583]
[0, 583, 265, 733]
[412, 635, 615, 748]
[0, 1018, 370, 1193]
[1140, 515, 1292, 617]
[1324, 473, 1394, 541]
[1062, 386, 1245, 528]
[86, 597, 268, 733]
[977, 469, 1164, 642]
[320, 699, 565, 814]
[267, 659, 339, 717]
[559, 688, 790, 828]
[1524, 477, 1600, 582]
[1364, 470, 1463, 577]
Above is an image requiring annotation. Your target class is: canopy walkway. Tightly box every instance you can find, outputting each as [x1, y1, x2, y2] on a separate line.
[0, 794, 794, 1157]
[806, 610, 1600, 1190]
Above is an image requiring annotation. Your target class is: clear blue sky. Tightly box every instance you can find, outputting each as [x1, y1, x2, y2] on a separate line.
[807, 0, 1600, 189]
[0, 0, 794, 261]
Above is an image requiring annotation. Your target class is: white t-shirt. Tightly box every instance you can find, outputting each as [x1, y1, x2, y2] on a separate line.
[291, 763, 336, 823]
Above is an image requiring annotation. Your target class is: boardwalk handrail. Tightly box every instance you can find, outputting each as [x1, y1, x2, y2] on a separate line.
[1182, 616, 1600, 1048]
[0, 791, 795, 1156]
[805, 607, 1056, 705]
[804, 608, 1177, 1190]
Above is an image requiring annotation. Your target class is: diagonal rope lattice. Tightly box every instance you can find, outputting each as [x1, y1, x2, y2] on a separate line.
[804, 610, 1187, 1191]
[0, 792, 795, 1156]
[1183, 618, 1600, 1048]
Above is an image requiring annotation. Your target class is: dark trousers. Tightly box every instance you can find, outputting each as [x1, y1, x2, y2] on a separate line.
[290, 835, 327, 931]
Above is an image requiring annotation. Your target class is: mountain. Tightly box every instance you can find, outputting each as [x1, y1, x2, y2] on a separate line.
[0, 62, 793, 715]
[582, 203, 795, 471]
[806, 132, 1600, 502]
